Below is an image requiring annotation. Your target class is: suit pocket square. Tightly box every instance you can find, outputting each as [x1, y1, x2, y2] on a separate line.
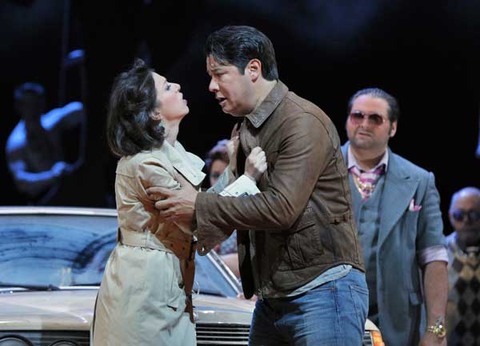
[409, 199, 422, 212]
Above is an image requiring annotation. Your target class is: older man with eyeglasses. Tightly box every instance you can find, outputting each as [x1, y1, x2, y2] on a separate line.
[341, 88, 448, 346]
[446, 187, 480, 346]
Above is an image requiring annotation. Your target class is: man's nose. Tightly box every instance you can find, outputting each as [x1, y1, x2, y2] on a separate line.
[209, 78, 219, 92]
[359, 116, 373, 127]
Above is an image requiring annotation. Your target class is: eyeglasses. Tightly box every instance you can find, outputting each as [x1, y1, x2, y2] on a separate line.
[349, 110, 387, 127]
[451, 210, 480, 223]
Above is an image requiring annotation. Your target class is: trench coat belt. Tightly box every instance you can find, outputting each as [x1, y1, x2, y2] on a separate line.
[117, 228, 173, 254]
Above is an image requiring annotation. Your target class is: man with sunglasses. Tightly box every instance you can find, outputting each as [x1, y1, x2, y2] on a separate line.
[445, 187, 480, 346]
[341, 88, 448, 346]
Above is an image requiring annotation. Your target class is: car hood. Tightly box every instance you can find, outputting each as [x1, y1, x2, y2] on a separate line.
[193, 295, 254, 324]
[0, 289, 254, 331]
[0, 289, 96, 331]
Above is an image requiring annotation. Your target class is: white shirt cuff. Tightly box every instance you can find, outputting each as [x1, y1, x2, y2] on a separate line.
[219, 174, 260, 197]
[419, 245, 448, 266]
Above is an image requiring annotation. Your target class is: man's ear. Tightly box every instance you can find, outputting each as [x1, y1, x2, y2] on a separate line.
[389, 121, 397, 137]
[246, 59, 261, 82]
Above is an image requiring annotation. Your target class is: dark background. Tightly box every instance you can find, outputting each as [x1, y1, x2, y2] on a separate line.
[1, 0, 479, 235]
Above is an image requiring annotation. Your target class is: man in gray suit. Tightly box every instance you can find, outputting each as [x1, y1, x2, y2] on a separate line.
[342, 87, 448, 346]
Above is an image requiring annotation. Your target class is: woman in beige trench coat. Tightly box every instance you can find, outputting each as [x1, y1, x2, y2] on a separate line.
[91, 59, 266, 346]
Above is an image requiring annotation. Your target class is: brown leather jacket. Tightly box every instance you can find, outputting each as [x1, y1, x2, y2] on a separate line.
[196, 81, 364, 298]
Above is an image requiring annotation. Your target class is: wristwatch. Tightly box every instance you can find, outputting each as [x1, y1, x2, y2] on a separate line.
[426, 319, 446, 338]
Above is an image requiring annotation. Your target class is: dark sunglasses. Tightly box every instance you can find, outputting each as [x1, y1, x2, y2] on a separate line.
[349, 110, 387, 127]
[452, 210, 480, 222]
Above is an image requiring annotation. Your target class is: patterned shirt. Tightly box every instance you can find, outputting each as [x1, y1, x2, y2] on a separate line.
[347, 146, 389, 201]
[446, 232, 480, 346]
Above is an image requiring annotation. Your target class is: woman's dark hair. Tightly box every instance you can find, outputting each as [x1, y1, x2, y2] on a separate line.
[106, 59, 165, 157]
[205, 25, 279, 81]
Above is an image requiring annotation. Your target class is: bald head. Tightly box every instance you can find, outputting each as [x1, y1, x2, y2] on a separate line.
[449, 187, 480, 247]
[449, 187, 480, 211]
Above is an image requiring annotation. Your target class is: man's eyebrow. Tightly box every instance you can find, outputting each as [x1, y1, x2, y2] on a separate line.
[208, 66, 224, 73]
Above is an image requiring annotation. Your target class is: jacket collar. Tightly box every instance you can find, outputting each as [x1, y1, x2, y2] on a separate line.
[156, 141, 206, 186]
[342, 141, 418, 191]
[346, 144, 389, 173]
[245, 80, 288, 129]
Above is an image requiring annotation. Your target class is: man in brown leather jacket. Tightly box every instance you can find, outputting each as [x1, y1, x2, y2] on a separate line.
[148, 25, 368, 346]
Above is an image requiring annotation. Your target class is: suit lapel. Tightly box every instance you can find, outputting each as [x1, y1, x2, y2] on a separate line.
[341, 144, 420, 250]
[378, 151, 419, 246]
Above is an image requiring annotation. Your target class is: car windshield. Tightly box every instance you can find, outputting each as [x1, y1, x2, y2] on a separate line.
[0, 212, 239, 297]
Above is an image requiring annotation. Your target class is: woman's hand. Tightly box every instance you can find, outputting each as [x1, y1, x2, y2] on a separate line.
[227, 136, 239, 171]
[245, 147, 267, 182]
[227, 123, 240, 171]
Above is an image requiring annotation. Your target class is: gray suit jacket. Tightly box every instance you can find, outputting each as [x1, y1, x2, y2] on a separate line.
[342, 143, 445, 346]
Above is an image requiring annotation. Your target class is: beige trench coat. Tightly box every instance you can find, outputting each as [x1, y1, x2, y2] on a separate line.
[91, 141, 205, 346]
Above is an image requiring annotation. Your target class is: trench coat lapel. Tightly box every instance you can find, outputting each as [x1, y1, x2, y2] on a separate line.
[158, 141, 206, 187]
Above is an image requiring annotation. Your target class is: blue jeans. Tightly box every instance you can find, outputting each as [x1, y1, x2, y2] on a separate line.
[249, 269, 368, 346]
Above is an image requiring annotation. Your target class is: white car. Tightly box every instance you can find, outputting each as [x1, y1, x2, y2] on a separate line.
[0, 207, 384, 346]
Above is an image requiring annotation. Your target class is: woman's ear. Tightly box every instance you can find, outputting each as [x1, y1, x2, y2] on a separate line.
[150, 109, 162, 121]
